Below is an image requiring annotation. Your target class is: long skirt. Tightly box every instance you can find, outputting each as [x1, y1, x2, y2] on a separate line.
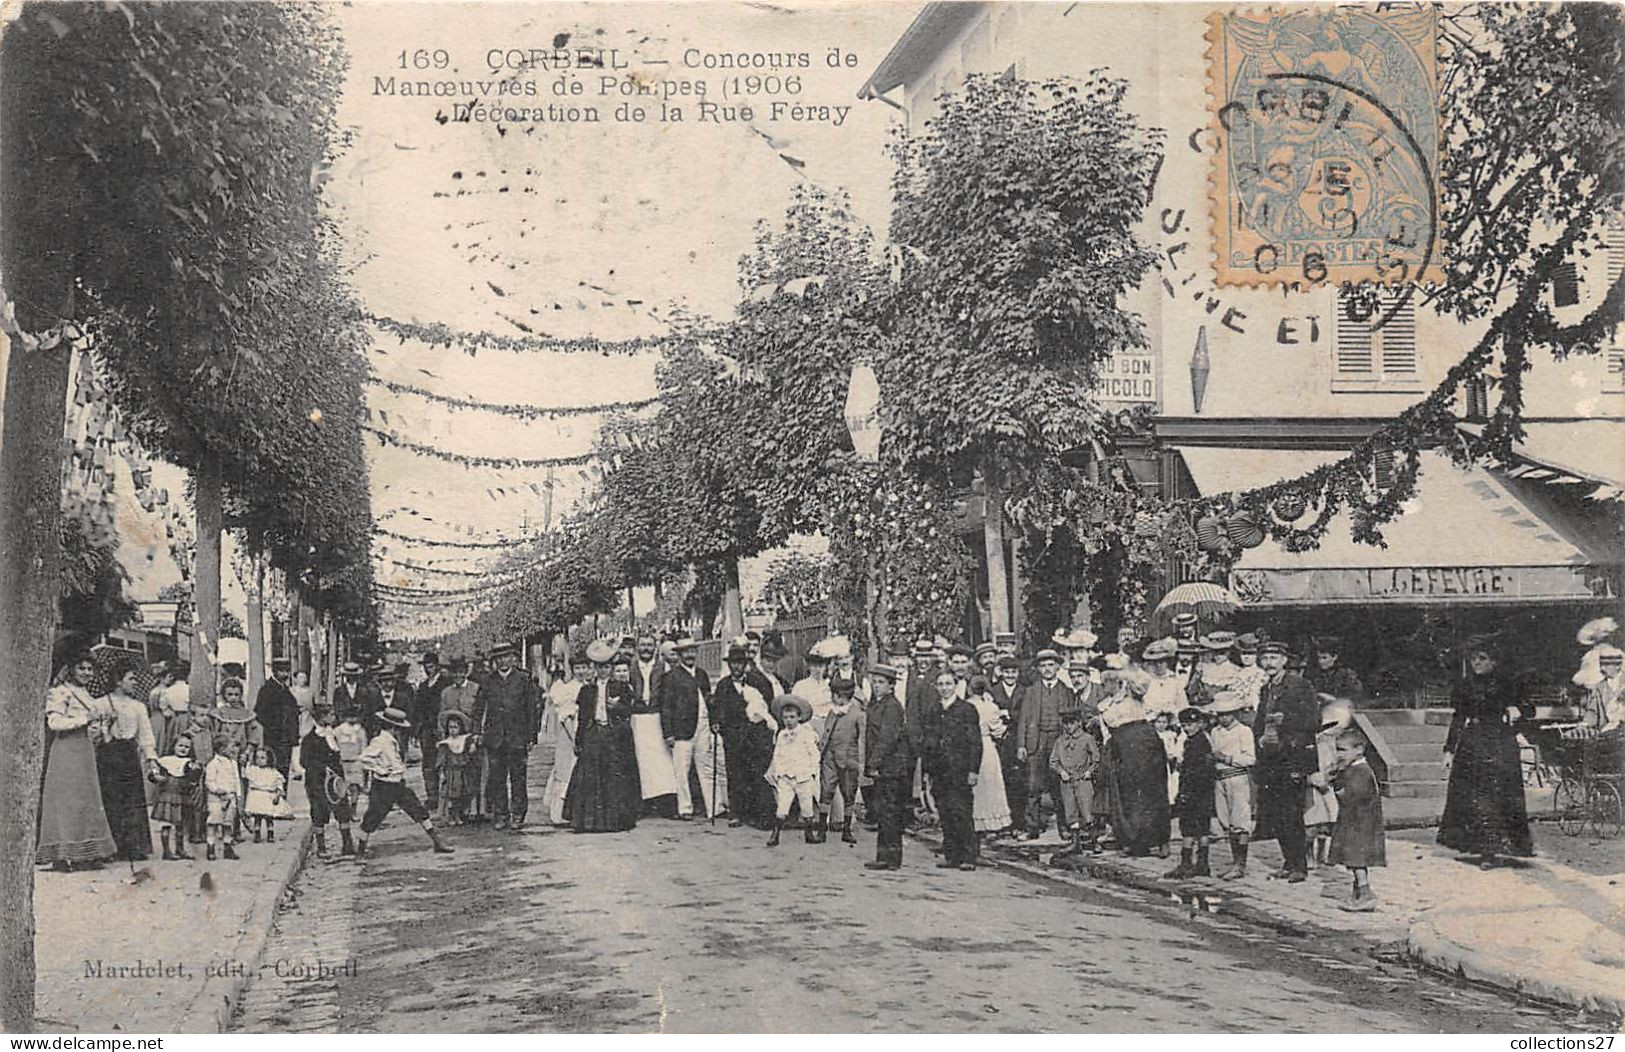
[1437, 722, 1533, 857]
[566, 721, 639, 832]
[36, 729, 117, 865]
[973, 732, 1012, 832]
[97, 739, 152, 858]
[1107, 720, 1171, 855]
[543, 722, 577, 825]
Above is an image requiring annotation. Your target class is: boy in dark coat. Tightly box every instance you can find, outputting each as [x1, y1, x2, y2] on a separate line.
[1166, 708, 1217, 879]
[299, 704, 355, 859]
[923, 668, 983, 871]
[864, 664, 914, 870]
[1329, 729, 1385, 911]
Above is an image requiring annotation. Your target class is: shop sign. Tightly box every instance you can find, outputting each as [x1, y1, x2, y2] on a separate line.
[1232, 565, 1615, 606]
[1096, 352, 1157, 405]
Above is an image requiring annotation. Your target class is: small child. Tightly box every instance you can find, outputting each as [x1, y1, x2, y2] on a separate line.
[816, 676, 865, 845]
[243, 746, 286, 843]
[203, 734, 242, 861]
[1208, 692, 1257, 880]
[300, 704, 355, 859]
[765, 694, 820, 847]
[1328, 728, 1385, 911]
[333, 710, 368, 810]
[1306, 695, 1350, 869]
[437, 711, 475, 825]
[1166, 707, 1216, 879]
[149, 733, 201, 861]
[1048, 700, 1100, 856]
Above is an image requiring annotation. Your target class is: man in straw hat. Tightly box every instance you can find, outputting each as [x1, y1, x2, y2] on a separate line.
[354, 707, 453, 860]
[765, 693, 819, 847]
[472, 643, 542, 832]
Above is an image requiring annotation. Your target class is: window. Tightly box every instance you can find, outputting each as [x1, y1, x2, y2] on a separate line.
[1333, 288, 1422, 392]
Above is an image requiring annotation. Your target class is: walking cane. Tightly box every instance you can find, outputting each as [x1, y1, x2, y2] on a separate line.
[710, 724, 719, 827]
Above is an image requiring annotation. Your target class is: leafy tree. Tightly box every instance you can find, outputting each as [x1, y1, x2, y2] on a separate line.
[884, 73, 1163, 634]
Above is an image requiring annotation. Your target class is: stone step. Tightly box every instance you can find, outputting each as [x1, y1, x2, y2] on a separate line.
[1361, 707, 1455, 726]
[1386, 760, 1450, 783]
[1370, 722, 1451, 745]
[1391, 741, 1449, 763]
[1385, 779, 1451, 800]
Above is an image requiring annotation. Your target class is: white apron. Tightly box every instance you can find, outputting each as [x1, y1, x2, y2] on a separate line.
[631, 712, 678, 799]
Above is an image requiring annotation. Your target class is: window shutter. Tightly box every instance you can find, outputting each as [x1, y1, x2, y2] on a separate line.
[1336, 290, 1374, 375]
[1553, 261, 1580, 308]
[1376, 294, 1417, 375]
[1372, 448, 1397, 491]
[1606, 214, 1625, 288]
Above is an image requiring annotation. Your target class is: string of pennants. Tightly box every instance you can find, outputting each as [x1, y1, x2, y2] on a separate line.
[361, 424, 597, 469]
[367, 375, 659, 421]
[367, 314, 702, 357]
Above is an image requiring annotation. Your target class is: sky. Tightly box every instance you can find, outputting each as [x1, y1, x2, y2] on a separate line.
[326, 2, 917, 636]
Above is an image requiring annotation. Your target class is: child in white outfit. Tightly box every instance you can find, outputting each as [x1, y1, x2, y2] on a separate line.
[765, 694, 820, 847]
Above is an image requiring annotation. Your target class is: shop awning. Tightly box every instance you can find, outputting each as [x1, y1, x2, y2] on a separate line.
[1173, 447, 1617, 608]
[1459, 420, 1625, 496]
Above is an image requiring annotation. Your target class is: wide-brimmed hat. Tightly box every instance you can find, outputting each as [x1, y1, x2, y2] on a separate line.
[1210, 691, 1249, 713]
[586, 639, 618, 665]
[1200, 631, 1237, 651]
[910, 639, 936, 658]
[1141, 637, 1177, 662]
[774, 693, 812, 722]
[673, 637, 699, 652]
[438, 709, 472, 735]
[725, 644, 750, 664]
[378, 707, 411, 729]
[341, 661, 362, 676]
[1053, 628, 1099, 650]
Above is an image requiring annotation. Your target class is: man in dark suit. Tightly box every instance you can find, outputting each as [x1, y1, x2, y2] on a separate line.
[1017, 649, 1070, 839]
[375, 666, 413, 742]
[711, 645, 775, 828]
[472, 643, 542, 831]
[1253, 640, 1321, 881]
[255, 658, 302, 781]
[413, 651, 451, 809]
[990, 654, 1028, 834]
[863, 663, 914, 871]
[659, 638, 715, 820]
[921, 666, 983, 870]
[630, 634, 665, 710]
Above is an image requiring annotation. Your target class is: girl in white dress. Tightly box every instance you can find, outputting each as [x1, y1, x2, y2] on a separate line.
[966, 676, 1013, 833]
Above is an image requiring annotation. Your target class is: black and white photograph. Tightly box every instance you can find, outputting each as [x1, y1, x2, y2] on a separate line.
[0, 0, 1621, 1037]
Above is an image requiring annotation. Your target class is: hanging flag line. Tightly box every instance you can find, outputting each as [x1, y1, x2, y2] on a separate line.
[367, 314, 713, 356]
[367, 376, 659, 420]
[363, 425, 597, 468]
[372, 526, 534, 549]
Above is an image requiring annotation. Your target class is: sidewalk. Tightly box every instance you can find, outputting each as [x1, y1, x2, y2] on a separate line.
[34, 805, 312, 1032]
[918, 824, 1625, 1020]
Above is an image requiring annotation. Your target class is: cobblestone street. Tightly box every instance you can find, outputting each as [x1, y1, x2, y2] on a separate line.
[232, 748, 1575, 1034]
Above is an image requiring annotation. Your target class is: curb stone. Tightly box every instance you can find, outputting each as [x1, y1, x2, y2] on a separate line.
[172, 819, 313, 1033]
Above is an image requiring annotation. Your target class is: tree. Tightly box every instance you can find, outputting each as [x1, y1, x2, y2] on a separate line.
[885, 73, 1163, 634]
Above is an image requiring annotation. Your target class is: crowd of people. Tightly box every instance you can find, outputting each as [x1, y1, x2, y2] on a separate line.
[37, 612, 1622, 914]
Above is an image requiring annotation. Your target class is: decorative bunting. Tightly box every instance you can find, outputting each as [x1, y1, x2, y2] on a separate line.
[372, 526, 534, 549]
[367, 376, 659, 420]
[367, 314, 704, 356]
[362, 425, 596, 468]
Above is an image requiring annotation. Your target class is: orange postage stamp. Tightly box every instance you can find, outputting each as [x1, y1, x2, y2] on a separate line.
[1205, 6, 1444, 287]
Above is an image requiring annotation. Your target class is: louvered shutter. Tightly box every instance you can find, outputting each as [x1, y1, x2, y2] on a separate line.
[1336, 290, 1374, 376]
[1376, 294, 1417, 375]
[1553, 262, 1580, 307]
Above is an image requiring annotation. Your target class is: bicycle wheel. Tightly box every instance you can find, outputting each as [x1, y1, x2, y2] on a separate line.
[1554, 778, 1589, 836]
[1589, 781, 1623, 840]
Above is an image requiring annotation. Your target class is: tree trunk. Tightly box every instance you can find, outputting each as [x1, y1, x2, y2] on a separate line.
[189, 452, 223, 709]
[0, 18, 84, 1026]
[245, 540, 265, 709]
[720, 557, 744, 641]
[982, 456, 1012, 640]
[324, 614, 338, 707]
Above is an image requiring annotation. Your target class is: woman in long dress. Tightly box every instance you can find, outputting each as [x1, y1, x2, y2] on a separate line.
[1437, 642, 1534, 867]
[37, 654, 118, 869]
[101, 663, 159, 860]
[966, 677, 1012, 834]
[542, 669, 580, 825]
[566, 643, 639, 833]
[1102, 692, 1171, 857]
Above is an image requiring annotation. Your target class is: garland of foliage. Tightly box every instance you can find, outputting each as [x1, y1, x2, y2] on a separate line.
[362, 424, 596, 468]
[367, 376, 659, 419]
[367, 315, 698, 356]
[372, 526, 533, 549]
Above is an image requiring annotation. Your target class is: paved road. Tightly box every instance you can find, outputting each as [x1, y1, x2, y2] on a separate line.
[234, 745, 1565, 1034]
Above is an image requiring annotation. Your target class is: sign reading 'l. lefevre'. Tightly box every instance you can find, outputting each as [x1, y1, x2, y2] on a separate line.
[1233, 565, 1615, 605]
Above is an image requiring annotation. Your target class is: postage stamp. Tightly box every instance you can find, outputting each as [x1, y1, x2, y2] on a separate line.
[1205, 6, 1444, 287]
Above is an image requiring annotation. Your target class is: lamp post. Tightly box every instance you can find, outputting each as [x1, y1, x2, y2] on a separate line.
[844, 361, 883, 663]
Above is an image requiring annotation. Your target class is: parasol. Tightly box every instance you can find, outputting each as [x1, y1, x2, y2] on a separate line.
[1151, 582, 1241, 635]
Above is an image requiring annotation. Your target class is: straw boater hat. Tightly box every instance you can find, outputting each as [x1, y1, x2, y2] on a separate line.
[1200, 631, 1237, 651]
[774, 693, 812, 723]
[341, 661, 363, 676]
[868, 663, 898, 681]
[1053, 627, 1099, 650]
[586, 639, 618, 665]
[1141, 637, 1177, 663]
[911, 639, 936, 659]
[674, 636, 699, 651]
[1035, 648, 1061, 664]
[378, 707, 411, 729]
[1210, 691, 1249, 714]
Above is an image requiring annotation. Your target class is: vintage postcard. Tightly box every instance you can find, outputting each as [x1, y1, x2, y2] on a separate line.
[0, 0, 1620, 1039]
